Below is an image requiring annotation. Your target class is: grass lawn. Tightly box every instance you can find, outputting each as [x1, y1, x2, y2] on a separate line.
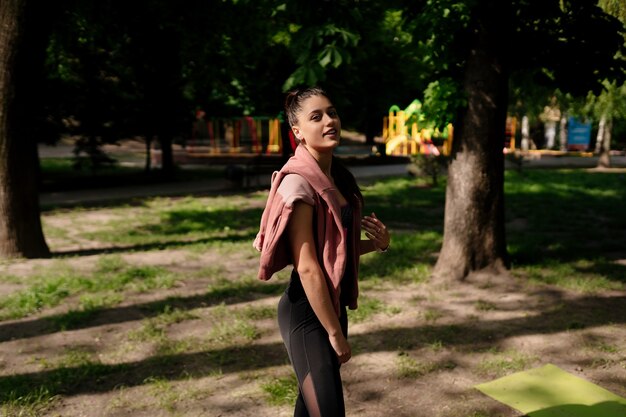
[0, 168, 624, 417]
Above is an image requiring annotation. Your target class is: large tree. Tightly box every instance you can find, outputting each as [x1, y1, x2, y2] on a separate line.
[429, 0, 510, 281]
[427, 0, 625, 281]
[0, 0, 50, 258]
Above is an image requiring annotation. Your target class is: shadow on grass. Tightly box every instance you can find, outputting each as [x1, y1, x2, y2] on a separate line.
[1, 292, 624, 403]
[505, 170, 626, 284]
[39, 181, 264, 212]
[51, 205, 264, 257]
[143, 206, 263, 236]
[52, 232, 256, 258]
[0, 279, 285, 343]
[3, 229, 440, 343]
[361, 177, 446, 230]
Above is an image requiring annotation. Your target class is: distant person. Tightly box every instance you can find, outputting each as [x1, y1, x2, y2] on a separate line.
[540, 96, 561, 149]
[254, 87, 391, 417]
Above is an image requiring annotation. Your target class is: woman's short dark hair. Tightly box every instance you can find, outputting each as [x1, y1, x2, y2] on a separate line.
[284, 87, 330, 127]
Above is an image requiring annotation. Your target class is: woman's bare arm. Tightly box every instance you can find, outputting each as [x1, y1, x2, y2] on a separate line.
[288, 202, 351, 363]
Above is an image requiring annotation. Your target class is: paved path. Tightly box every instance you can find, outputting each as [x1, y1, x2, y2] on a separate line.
[38, 140, 626, 208]
[39, 164, 411, 207]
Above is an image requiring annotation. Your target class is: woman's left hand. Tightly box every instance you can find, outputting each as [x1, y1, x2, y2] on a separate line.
[362, 212, 390, 252]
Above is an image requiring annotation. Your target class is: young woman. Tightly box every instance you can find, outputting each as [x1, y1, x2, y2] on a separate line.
[254, 87, 390, 417]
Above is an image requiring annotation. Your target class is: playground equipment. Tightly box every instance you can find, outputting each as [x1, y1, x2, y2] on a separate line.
[383, 100, 454, 156]
[504, 116, 517, 152]
[190, 115, 288, 155]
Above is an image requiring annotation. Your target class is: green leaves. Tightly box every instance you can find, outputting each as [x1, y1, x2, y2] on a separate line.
[282, 23, 360, 90]
[422, 78, 466, 129]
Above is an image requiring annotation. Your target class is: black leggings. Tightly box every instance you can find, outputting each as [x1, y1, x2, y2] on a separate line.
[278, 270, 348, 417]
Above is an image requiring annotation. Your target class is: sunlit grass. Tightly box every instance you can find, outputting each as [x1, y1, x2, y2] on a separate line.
[477, 349, 538, 377]
[127, 306, 199, 346]
[0, 256, 176, 321]
[359, 231, 439, 286]
[395, 351, 453, 378]
[80, 196, 263, 247]
[348, 296, 391, 323]
[209, 303, 261, 346]
[261, 374, 299, 406]
[513, 259, 625, 293]
[239, 304, 276, 320]
[0, 386, 59, 417]
[145, 376, 192, 413]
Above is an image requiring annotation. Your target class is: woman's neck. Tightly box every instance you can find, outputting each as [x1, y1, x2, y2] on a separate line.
[304, 145, 333, 178]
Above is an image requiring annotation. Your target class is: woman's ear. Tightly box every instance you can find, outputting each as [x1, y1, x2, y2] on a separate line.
[292, 127, 302, 140]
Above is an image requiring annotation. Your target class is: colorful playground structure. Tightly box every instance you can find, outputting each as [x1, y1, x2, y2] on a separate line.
[187, 105, 523, 159]
[383, 100, 454, 156]
[189, 113, 290, 155]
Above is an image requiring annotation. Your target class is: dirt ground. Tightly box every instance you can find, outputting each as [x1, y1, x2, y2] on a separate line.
[1, 235, 625, 417]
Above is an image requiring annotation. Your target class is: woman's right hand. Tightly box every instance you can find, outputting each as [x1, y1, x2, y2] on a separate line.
[329, 333, 351, 364]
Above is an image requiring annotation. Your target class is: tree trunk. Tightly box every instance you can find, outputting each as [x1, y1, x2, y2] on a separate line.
[159, 134, 174, 174]
[597, 117, 612, 168]
[559, 115, 567, 151]
[432, 2, 509, 282]
[521, 115, 530, 151]
[595, 115, 606, 154]
[144, 135, 152, 172]
[0, 0, 50, 258]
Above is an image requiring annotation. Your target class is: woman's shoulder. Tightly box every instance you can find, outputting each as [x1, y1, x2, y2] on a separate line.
[277, 174, 316, 205]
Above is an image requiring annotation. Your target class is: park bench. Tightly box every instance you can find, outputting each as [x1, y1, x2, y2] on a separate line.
[225, 155, 285, 188]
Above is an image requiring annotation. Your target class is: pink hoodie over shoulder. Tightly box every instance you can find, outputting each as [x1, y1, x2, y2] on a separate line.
[253, 145, 361, 313]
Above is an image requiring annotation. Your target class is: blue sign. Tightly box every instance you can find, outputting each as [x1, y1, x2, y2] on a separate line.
[567, 117, 591, 151]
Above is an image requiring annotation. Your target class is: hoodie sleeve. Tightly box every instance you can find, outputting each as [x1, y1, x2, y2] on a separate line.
[256, 174, 316, 280]
[277, 174, 315, 206]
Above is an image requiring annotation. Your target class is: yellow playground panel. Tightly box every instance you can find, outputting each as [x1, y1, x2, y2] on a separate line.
[383, 100, 453, 156]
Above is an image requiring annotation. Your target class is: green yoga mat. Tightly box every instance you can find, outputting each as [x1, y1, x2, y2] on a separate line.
[475, 364, 626, 417]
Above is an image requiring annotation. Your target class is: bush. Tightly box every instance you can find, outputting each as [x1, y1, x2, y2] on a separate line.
[408, 154, 448, 186]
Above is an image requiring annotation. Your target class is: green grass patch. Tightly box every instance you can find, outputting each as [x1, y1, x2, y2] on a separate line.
[239, 304, 276, 320]
[209, 304, 260, 346]
[513, 259, 625, 293]
[144, 376, 184, 412]
[359, 232, 438, 285]
[0, 358, 125, 407]
[49, 293, 124, 330]
[427, 340, 445, 352]
[81, 196, 263, 248]
[261, 374, 299, 406]
[348, 297, 384, 323]
[128, 306, 199, 344]
[205, 276, 284, 303]
[0, 256, 176, 321]
[478, 349, 538, 377]
[395, 352, 441, 378]
[506, 170, 626, 264]
[474, 300, 497, 311]
[422, 308, 443, 323]
[0, 386, 59, 417]
[37, 347, 96, 370]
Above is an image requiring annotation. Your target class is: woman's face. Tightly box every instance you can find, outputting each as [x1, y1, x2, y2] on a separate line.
[291, 95, 341, 153]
